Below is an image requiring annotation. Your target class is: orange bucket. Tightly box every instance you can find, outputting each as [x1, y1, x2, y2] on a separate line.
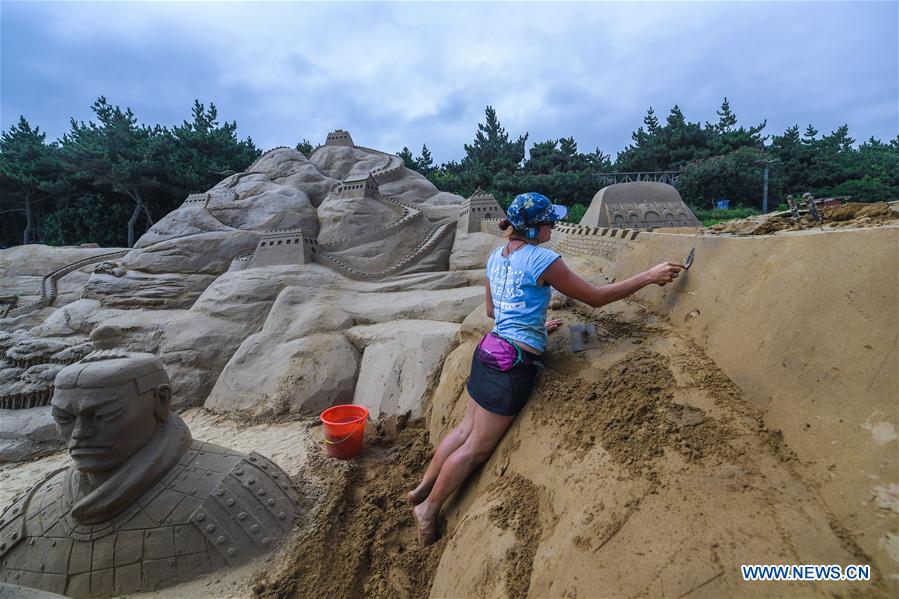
[320, 404, 369, 459]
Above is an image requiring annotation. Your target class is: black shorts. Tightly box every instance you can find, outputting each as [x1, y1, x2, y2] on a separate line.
[466, 347, 543, 416]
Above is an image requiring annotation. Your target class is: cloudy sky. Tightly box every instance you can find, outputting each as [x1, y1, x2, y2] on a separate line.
[2, 1, 896, 163]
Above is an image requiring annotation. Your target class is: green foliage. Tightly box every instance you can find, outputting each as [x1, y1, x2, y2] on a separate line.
[416, 144, 434, 174]
[691, 206, 761, 226]
[461, 106, 528, 187]
[617, 99, 766, 173]
[0, 116, 64, 244]
[295, 139, 314, 157]
[1, 97, 259, 247]
[564, 203, 587, 224]
[61, 97, 176, 246]
[165, 100, 260, 202]
[828, 175, 894, 202]
[677, 147, 785, 210]
[41, 194, 132, 246]
[767, 124, 897, 201]
[398, 146, 416, 170]
[2, 97, 897, 248]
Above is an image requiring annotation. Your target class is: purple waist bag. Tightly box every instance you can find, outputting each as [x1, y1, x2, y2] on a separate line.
[477, 332, 530, 372]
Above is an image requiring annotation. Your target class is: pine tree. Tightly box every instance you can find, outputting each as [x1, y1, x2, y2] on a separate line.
[398, 147, 416, 169]
[167, 100, 259, 196]
[295, 139, 314, 157]
[462, 106, 528, 185]
[715, 97, 737, 133]
[0, 117, 63, 244]
[61, 97, 167, 247]
[803, 125, 819, 142]
[559, 137, 578, 171]
[416, 144, 433, 173]
[644, 107, 660, 134]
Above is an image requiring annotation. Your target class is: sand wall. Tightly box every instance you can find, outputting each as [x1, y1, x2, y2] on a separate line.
[550, 223, 899, 576]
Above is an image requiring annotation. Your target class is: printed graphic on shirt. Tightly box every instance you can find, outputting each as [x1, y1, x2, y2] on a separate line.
[489, 259, 526, 312]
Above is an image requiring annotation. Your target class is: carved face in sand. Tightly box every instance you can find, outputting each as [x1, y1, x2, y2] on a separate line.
[50, 351, 171, 474]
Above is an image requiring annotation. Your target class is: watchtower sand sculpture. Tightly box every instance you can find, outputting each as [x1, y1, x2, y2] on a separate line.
[580, 181, 701, 229]
[337, 173, 380, 200]
[248, 228, 316, 268]
[324, 129, 354, 147]
[0, 326, 301, 598]
[458, 188, 503, 234]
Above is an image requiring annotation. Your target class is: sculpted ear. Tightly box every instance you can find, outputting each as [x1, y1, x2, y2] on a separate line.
[154, 385, 172, 422]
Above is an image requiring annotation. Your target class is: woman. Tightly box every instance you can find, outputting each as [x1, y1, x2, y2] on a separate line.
[409, 192, 684, 546]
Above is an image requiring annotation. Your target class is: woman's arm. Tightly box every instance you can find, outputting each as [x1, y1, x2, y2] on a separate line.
[540, 258, 683, 309]
[485, 278, 495, 318]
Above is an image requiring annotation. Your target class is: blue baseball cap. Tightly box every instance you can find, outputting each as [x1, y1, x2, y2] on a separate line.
[506, 192, 568, 230]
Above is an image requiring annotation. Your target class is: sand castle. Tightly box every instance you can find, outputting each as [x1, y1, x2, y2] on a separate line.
[580, 181, 701, 229]
[0, 131, 896, 598]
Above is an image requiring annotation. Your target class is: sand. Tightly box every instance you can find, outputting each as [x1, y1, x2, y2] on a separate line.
[3, 299, 893, 597]
[254, 419, 444, 599]
[3, 222, 895, 598]
[425, 300, 892, 598]
[708, 201, 898, 235]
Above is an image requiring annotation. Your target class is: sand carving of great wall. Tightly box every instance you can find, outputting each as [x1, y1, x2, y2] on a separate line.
[0, 130, 897, 598]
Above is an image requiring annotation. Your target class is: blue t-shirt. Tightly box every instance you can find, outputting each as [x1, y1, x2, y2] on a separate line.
[487, 243, 561, 353]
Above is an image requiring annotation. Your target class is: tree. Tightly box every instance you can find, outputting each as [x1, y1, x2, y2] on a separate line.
[0, 117, 63, 244]
[558, 137, 579, 171]
[415, 144, 434, 173]
[769, 124, 808, 193]
[398, 146, 416, 170]
[60, 97, 168, 247]
[706, 97, 766, 155]
[462, 106, 528, 186]
[295, 139, 314, 157]
[644, 107, 660, 134]
[715, 97, 737, 133]
[166, 100, 260, 197]
[524, 139, 561, 175]
[565, 203, 587, 224]
[677, 147, 784, 209]
[584, 147, 613, 170]
[617, 105, 710, 171]
[41, 193, 132, 247]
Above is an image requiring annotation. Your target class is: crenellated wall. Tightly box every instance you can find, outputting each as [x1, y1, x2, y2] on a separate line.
[549, 223, 640, 260]
[479, 218, 502, 236]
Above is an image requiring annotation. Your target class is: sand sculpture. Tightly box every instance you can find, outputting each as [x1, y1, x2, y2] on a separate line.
[1, 127, 897, 597]
[0, 326, 300, 597]
[580, 181, 701, 228]
[457, 188, 504, 234]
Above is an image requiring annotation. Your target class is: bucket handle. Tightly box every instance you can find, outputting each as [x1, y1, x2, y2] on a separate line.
[322, 419, 365, 446]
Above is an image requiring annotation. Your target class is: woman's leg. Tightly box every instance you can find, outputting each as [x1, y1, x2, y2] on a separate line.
[414, 401, 515, 545]
[407, 396, 477, 504]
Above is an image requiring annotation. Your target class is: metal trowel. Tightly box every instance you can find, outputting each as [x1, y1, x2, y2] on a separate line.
[569, 323, 601, 352]
[683, 247, 695, 271]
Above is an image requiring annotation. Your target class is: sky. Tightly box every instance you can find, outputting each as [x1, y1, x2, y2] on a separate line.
[2, 1, 896, 164]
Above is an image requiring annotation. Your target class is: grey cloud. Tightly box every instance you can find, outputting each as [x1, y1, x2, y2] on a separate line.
[2, 1, 895, 164]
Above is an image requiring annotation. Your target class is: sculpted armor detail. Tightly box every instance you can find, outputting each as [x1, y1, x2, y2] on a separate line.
[0, 436, 300, 597]
[0, 326, 301, 597]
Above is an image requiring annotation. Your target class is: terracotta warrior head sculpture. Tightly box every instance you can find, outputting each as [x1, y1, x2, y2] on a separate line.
[0, 326, 301, 597]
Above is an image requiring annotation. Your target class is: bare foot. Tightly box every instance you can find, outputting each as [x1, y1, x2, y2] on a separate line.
[413, 502, 438, 547]
[406, 485, 431, 505]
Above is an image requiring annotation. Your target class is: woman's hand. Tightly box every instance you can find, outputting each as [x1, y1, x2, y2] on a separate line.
[645, 262, 685, 286]
[546, 318, 564, 333]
